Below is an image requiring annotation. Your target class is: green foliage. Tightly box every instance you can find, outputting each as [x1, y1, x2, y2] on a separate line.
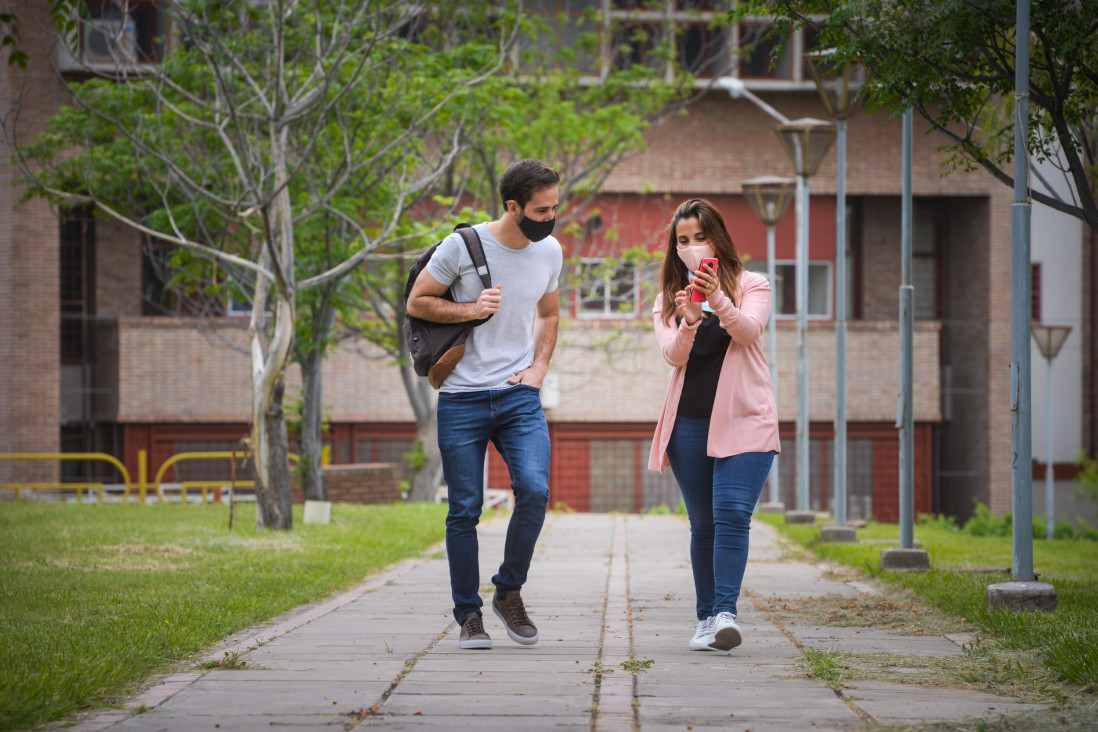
[0, 501, 448, 731]
[958, 501, 1097, 541]
[1, 12, 27, 69]
[402, 439, 428, 471]
[1073, 449, 1098, 503]
[802, 647, 846, 688]
[619, 657, 655, 673]
[735, 0, 1098, 232]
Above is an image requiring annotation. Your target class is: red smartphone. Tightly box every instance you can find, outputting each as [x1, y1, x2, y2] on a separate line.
[690, 258, 719, 302]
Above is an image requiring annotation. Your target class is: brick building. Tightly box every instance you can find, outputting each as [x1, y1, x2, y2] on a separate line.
[2, 1, 1090, 522]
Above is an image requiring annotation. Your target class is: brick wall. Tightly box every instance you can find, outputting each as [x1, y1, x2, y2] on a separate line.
[304, 463, 403, 505]
[105, 315, 941, 426]
[0, 0, 68, 482]
[96, 219, 143, 317]
[605, 93, 1004, 198]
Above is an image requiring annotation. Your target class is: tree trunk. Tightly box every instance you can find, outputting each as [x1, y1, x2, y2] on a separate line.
[406, 407, 445, 503]
[397, 351, 444, 503]
[252, 375, 293, 529]
[299, 347, 327, 502]
[251, 290, 296, 530]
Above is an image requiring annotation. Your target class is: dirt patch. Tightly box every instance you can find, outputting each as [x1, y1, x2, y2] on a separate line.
[104, 544, 193, 557]
[754, 588, 975, 636]
[84, 543, 194, 571]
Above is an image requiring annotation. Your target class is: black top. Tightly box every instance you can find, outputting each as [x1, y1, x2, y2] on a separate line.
[677, 314, 731, 419]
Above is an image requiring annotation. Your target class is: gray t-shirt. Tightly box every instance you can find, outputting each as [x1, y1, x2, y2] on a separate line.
[425, 223, 562, 392]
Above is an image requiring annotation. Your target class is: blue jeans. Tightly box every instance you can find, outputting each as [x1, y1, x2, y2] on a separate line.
[438, 385, 550, 625]
[667, 416, 773, 620]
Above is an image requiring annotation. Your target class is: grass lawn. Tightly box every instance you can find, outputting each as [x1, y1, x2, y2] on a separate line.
[760, 514, 1098, 695]
[0, 501, 448, 731]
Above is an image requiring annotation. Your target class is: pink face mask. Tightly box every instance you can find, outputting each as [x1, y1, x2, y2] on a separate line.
[677, 244, 715, 273]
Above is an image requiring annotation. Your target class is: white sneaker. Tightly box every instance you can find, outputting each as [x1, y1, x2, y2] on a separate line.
[708, 611, 743, 651]
[688, 616, 715, 651]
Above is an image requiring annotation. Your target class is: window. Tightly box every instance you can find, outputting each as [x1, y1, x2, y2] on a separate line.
[519, 1, 600, 74]
[611, 19, 666, 72]
[57, 0, 169, 71]
[85, 0, 168, 63]
[515, 1, 735, 81]
[744, 260, 831, 319]
[912, 203, 940, 320]
[677, 12, 730, 77]
[574, 258, 654, 319]
[60, 207, 95, 363]
[736, 21, 792, 80]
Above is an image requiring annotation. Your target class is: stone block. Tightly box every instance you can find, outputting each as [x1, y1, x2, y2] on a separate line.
[986, 581, 1058, 612]
[784, 509, 817, 524]
[820, 524, 857, 542]
[881, 547, 930, 571]
[758, 501, 785, 514]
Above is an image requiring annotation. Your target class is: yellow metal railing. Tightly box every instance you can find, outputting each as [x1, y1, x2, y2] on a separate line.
[1, 450, 299, 504]
[5, 482, 104, 503]
[0, 453, 132, 503]
[177, 480, 256, 504]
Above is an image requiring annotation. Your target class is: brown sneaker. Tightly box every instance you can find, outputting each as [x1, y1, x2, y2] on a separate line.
[458, 613, 491, 649]
[492, 590, 539, 645]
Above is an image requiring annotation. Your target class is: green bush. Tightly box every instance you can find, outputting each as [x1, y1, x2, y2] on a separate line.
[958, 501, 1096, 542]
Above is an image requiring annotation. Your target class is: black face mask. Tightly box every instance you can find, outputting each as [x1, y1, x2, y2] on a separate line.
[517, 214, 556, 243]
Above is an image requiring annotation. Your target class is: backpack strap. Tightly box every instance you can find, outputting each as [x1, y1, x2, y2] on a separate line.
[453, 224, 493, 326]
[454, 224, 492, 291]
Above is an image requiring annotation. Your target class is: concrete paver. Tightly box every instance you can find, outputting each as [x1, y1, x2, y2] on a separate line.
[72, 512, 1047, 731]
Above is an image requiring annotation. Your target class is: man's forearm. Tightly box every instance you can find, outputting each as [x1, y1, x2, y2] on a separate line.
[408, 296, 483, 324]
[531, 314, 559, 371]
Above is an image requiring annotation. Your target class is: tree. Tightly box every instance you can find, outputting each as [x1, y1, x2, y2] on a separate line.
[9, 0, 515, 528]
[342, 7, 714, 503]
[738, 0, 1098, 233]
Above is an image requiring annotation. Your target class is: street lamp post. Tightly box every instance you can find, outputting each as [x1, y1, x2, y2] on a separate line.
[805, 49, 864, 528]
[743, 176, 795, 506]
[1031, 324, 1072, 540]
[718, 76, 836, 513]
[774, 120, 836, 513]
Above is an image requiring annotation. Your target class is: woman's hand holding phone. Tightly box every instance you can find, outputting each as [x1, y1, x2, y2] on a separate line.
[689, 258, 719, 303]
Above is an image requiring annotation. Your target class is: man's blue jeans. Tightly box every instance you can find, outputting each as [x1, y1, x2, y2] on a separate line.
[667, 416, 774, 620]
[438, 385, 550, 625]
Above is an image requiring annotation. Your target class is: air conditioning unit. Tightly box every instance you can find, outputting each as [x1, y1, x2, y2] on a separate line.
[82, 14, 137, 64]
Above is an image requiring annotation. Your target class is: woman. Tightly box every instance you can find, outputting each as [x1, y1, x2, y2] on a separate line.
[647, 198, 780, 652]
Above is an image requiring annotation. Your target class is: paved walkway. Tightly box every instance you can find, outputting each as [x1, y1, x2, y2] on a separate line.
[73, 513, 1045, 731]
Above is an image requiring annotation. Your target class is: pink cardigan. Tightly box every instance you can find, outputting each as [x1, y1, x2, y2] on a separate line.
[647, 269, 781, 473]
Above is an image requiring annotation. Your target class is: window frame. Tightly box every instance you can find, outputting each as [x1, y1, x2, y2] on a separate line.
[572, 256, 654, 320]
[744, 259, 833, 320]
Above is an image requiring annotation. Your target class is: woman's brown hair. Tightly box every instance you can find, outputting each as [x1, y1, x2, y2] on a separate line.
[657, 198, 744, 325]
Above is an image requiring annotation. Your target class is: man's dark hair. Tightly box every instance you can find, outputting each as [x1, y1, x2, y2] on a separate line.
[498, 159, 561, 210]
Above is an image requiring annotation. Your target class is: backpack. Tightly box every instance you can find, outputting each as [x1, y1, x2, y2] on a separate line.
[402, 224, 493, 389]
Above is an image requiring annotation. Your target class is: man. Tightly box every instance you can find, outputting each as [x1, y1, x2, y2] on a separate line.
[406, 159, 562, 649]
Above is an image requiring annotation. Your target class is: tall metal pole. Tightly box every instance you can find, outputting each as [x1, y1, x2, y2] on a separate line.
[834, 116, 848, 526]
[899, 109, 914, 550]
[1011, 0, 1035, 582]
[1045, 360, 1055, 539]
[767, 220, 781, 504]
[796, 171, 810, 512]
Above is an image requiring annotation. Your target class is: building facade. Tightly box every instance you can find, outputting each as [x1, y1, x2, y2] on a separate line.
[2, 0, 1092, 524]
